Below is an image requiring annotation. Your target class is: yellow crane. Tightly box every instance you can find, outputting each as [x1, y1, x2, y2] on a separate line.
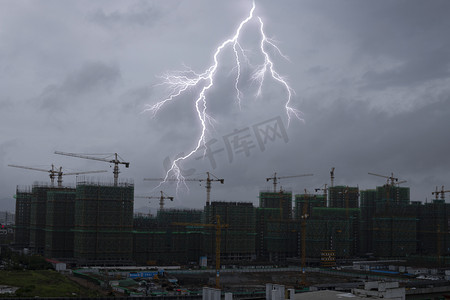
[368, 172, 398, 186]
[368, 172, 404, 202]
[144, 172, 224, 206]
[266, 172, 313, 192]
[8, 164, 107, 187]
[136, 191, 173, 211]
[172, 215, 228, 288]
[55, 151, 129, 186]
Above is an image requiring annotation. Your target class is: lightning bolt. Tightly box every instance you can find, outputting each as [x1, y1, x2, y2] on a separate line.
[144, 1, 303, 190]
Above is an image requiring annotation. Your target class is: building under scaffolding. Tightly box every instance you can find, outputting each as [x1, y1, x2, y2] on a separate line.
[416, 199, 450, 257]
[259, 190, 293, 220]
[360, 189, 376, 255]
[294, 193, 326, 220]
[29, 185, 66, 255]
[306, 207, 360, 258]
[133, 209, 203, 265]
[14, 187, 32, 248]
[11, 177, 450, 267]
[255, 207, 299, 261]
[203, 201, 256, 262]
[360, 185, 417, 258]
[45, 189, 76, 259]
[73, 181, 134, 265]
[329, 186, 359, 209]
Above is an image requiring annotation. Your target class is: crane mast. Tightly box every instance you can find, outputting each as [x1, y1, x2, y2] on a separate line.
[55, 151, 129, 186]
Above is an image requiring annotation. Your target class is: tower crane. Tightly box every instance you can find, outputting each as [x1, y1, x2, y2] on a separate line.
[432, 186, 450, 200]
[368, 172, 404, 203]
[136, 191, 174, 211]
[55, 151, 129, 186]
[144, 172, 224, 206]
[368, 172, 398, 186]
[8, 164, 107, 187]
[266, 172, 313, 192]
[172, 215, 228, 289]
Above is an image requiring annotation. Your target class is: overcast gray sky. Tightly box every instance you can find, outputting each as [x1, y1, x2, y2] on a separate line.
[1, 0, 449, 212]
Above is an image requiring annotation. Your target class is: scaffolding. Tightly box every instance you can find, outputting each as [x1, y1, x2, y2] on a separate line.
[255, 207, 298, 261]
[14, 187, 32, 247]
[328, 186, 359, 209]
[372, 216, 417, 258]
[294, 194, 326, 220]
[29, 185, 67, 255]
[73, 182, 134, 265]
[158, 209, 203, 225]
[375, 185, 410, 206]
[133, 209, 204, 265]
[416, 200, 450, 258]
[203, 202, 256, 261]
[360, 189, 376, 255]
[306, 207, 360, 258]
[259, 191, 293, 220]
[44, 189, 76, 259]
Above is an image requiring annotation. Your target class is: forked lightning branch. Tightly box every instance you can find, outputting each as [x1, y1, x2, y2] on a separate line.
[144, 1, 302, 189]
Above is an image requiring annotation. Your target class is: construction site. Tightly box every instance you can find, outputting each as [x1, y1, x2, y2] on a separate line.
[5, 156, 450, 298]
[9, 160, 450, 268]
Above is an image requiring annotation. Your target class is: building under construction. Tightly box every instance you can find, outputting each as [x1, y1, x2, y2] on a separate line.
[45, 189, 76, 259]
[133, 209, 203, 265]
[305, 207, 360, 259]
[256, 191, 298, 261]
[12, 179, 450, 267]
[329, 186, 359, 209]
[14, 187, 32, 248]
[204, 201, 256, 262]
[74, 181, 134, 265]
[259, 190, 293, 219]
[30, 185, 74, 255]
[416, 199, 450, 257]
[360, 185, 417, 258]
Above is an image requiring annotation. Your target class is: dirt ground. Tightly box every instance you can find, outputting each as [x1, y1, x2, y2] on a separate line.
[175, 271, 354, 290]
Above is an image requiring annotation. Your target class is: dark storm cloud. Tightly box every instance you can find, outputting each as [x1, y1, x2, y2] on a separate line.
[0, 99, 14, 111]
[300, 0, 450, 90]
[304, 97, 450, 171]
[89, 2, 169, 29]
[362, 48, 450, 89]
[120, 86, 153, 114]
[39, 61, 121, 111]
[2, 0, 450, 210]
